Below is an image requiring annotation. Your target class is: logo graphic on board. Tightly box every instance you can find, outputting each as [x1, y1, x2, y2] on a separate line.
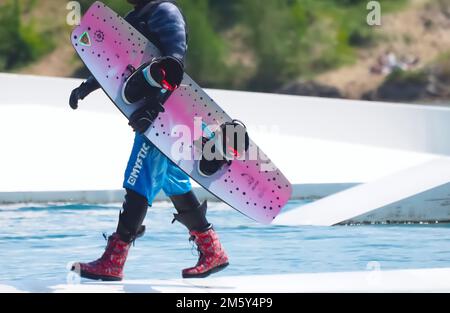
[79, 31, 91, 46]
[94, 30, 105, 43]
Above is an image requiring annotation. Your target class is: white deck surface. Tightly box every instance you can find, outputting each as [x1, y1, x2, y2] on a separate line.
[2, 268, 450, 293]
[0, 73, 444, 194]
[0, 106, 435, 193]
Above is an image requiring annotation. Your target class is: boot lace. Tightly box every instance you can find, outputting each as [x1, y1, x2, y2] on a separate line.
[189, 235, 207, 266]
[97, 233, 114, 264]
[189, 235, 198, 256]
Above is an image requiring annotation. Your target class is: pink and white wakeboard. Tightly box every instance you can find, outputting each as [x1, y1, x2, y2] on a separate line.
[71, 2, 292, 224]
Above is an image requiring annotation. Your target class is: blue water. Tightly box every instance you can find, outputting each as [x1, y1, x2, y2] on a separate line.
[1, 201, 450, 282]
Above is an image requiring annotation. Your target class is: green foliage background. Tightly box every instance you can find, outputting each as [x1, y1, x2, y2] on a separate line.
[0, 0, 55, 70]
[0, 0, 406, 91]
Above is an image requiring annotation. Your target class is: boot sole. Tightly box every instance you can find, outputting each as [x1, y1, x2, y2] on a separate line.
[182, 262, 229, 279]
[72, 267, 123, 282]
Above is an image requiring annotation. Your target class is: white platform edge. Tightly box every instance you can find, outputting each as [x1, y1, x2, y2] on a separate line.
[275, 156, 450, 226]
[2, 268, 450, 293]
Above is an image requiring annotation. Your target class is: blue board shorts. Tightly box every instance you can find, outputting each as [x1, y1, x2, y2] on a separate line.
[123, 134, 192, 204]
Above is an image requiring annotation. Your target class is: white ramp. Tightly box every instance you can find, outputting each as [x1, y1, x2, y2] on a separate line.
[2, 268, 450, 293]
[274, 157, 450, 226]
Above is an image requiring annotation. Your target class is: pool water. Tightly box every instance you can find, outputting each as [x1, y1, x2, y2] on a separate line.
[1, 201, 450, 282]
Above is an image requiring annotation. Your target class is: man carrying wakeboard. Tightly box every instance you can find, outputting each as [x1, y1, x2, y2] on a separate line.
[68, 0, 229, 281]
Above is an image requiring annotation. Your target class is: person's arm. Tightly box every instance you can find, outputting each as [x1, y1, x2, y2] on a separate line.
[69, 9, 138, 110]
[69, 75, 100, 110]
[147, 2, 188, 64]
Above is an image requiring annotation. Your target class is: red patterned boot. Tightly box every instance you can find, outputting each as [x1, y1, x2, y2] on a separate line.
[71, 233, 131, 281]
[182, 227, 229, 279]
